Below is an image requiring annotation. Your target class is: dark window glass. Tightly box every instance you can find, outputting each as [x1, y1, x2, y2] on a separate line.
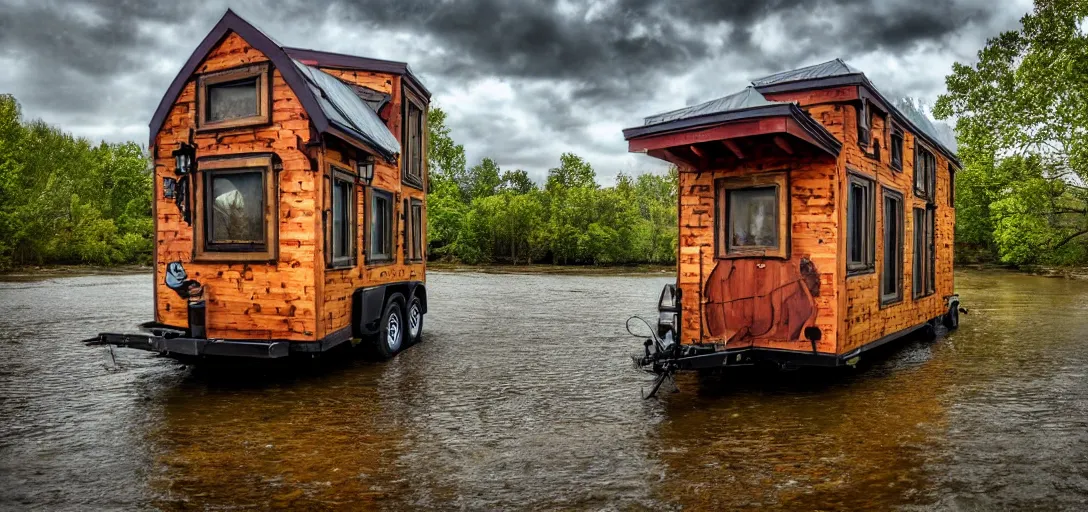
[403, 98, 425, 185]
[913, 207, 936, 298]
[882, 190, 903, 303]
[727, 187, 778, 249]
[915, 146, 936, 200]
[848, 174, 875, 272]
[209, 171, 264, 244]
[331, 177, 354, 265]
[857, 101, 871, 147]
[949, 164, 956, 207]
[927, 208, 936, 295]
[410, 201, 423, 261]
[891, 131, 903, 170]
[370, 190, 393, 261]
[207, 78, 258, 122]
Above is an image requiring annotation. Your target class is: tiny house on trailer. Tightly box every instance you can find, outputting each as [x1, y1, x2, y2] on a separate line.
[86, 10, 429, 360]
[625, 59, 962, 385]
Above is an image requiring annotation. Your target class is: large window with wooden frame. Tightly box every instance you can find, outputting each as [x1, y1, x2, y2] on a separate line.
[715, 172, 789, 259]
[193, 154, 277, 261]
[196, 63, 270, 131]
[402, 90, 425, 188]
[404, 198, 424, 262]
[328, 167, 356, 269]
[890, 126, 904, 171]
[368, 188, 394, 263]
[847, 172, 876, 274]
[913, 207, 936, 298]
[914, 144, 936, 201]
[881, 188, 904, 305]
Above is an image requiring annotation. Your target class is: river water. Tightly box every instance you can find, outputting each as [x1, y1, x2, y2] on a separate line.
[1, 269, 1087, 510]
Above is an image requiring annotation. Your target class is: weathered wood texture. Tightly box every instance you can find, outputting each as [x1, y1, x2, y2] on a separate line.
[678, 133, 840, 355]
[837, 104, 954, 353]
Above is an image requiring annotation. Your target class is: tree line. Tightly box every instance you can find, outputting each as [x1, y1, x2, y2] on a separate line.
[0, 94, 153, 269]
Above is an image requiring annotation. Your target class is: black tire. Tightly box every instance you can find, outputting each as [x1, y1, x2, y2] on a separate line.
[919, 322, 937, 341]
[943, 303, 960, 329]
[372, 294, 405, 360]
[405, 294, 424, 345]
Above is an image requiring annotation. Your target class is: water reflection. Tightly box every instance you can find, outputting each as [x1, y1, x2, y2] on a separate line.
[3, 270, 1088, 509]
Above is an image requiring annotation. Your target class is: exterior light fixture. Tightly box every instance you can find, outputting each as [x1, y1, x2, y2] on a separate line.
[358, 157, 375, 185]
[172, 143, 195, 175]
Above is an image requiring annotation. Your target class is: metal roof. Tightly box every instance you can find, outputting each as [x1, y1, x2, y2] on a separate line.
[294, 60, 400, 160]
[642, 87, 776, 126]
[751, 58, 862, 87]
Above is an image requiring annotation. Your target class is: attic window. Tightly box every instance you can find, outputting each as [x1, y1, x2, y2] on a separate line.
[890, 126, 904, 171]
[857, 100, 871, 148]
[197, 63, 271, 131]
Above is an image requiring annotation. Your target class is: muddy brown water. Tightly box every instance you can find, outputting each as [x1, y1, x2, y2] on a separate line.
[1, 270, 1087, 510]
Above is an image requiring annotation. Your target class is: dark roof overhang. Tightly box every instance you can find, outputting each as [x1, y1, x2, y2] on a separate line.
[284, 47, 432, 101]
[754, 74, 960, 167]
[623, 103, 842, 158]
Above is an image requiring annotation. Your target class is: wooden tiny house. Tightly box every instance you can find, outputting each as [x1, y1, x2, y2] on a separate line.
[87, 10, 429, 360]
[626, 59, 961, 380]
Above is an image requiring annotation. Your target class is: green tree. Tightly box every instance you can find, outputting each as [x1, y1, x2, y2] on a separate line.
[467, 157, 501, 200]
[934, 0, 1088, 265]
[500, 169, 536, 194]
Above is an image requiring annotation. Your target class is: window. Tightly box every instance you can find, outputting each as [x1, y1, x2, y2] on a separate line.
[402, 90, 425, 188]
[328, 167, 356, 268]
[847, 172, 876, 273]
[949, 163, 957, 207]
[715, 172, 789, 259]
[404, 198, 424, 262]
[913, 207, 936, 298]
[881, 188, 904, 304]
[197, 64, 270, 131]
[914, 145, 936, 201]
[193, 154, 277, 261]
[890, 127, 904, 171]
[857, 100, 871, 148]
[368, 188, 394, 263]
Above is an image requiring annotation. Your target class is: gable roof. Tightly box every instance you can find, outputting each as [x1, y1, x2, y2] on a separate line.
[148, 9, 402, 161]
[751, 58, 959, 165]
[641, 86, 775, 126]
[283, 47, 431, 101]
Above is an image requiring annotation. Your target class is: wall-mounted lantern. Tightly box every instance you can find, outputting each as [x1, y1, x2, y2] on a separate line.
[170, 143, 196, 226]
[173, 143, 195, 175]
[357, 157, 375, 185]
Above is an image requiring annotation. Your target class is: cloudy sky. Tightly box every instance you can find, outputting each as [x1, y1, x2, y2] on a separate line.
[0, 0, 1031, 185]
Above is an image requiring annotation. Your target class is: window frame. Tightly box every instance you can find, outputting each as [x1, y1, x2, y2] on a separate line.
[367, 187, 395, 265]
[857, 100, 871, 148]
[880, 187, 904, 306]
[326, 165, 357, 270]
[890, 126, 904, 171]
[192, 154, 278, 262]
[847, 170, 876, 275]
[949, 163, 957, 207]
[404, 197, 425, 262]
[196, 63, 271, 132]
[912, 206, 936, 299]
[714, 171, 790, 260]
[401, 88, 426, 190]
[914, 143, 936, 201]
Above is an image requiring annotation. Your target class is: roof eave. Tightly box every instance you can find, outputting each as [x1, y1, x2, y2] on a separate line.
[283, 47, 432, 100]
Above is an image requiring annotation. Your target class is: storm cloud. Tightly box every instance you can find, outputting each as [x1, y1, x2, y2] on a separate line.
[0, 0, 1030, 183]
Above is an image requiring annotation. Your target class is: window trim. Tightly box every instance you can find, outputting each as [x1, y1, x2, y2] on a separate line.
[912, 206, 937, 299]
[914, 143, 936, 201]
[890, 125, 904, 171]
[714, 171, 790, 260]
[401, 87, 426, 190]
[847, 170, 876, 275]
[880, 186, 904, 306]
[948, 163, 957, 207]
[366, 187, 395, 265]
[857, 100, 871, 148]
[326, 165, 357, 270]
[196, 63, 271, 132]
[192, 154, 278, 262]
[404, 197, 425, 262]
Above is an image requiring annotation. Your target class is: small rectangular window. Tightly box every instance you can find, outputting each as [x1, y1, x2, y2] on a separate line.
[715, 172, 789, 259]
[914, 145, 936, 201]
[197, 64, 270, 131]
[328, 168, 356, 268]
[857, 101, 871, 148]
[890, 128, 903, 171]
[194, 155, 277, 261]
[406, 198, 424, 261]
[881, 188, 904, 304]
[847, 172, 875, 274]
[402, 90, 426, 188]
[949, 163, 957, 207]
[369, 188, 394, 263]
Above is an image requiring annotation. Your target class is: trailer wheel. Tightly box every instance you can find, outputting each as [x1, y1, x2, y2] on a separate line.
[373, 295, 405, 359]
[405, 294, 424, 345]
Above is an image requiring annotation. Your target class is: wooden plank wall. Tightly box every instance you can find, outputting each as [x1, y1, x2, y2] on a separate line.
[154, 33, 318, 341]
[678, 133, 840, 355]
[838, 104, 954, 353]
[316, 69, 427, 339]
